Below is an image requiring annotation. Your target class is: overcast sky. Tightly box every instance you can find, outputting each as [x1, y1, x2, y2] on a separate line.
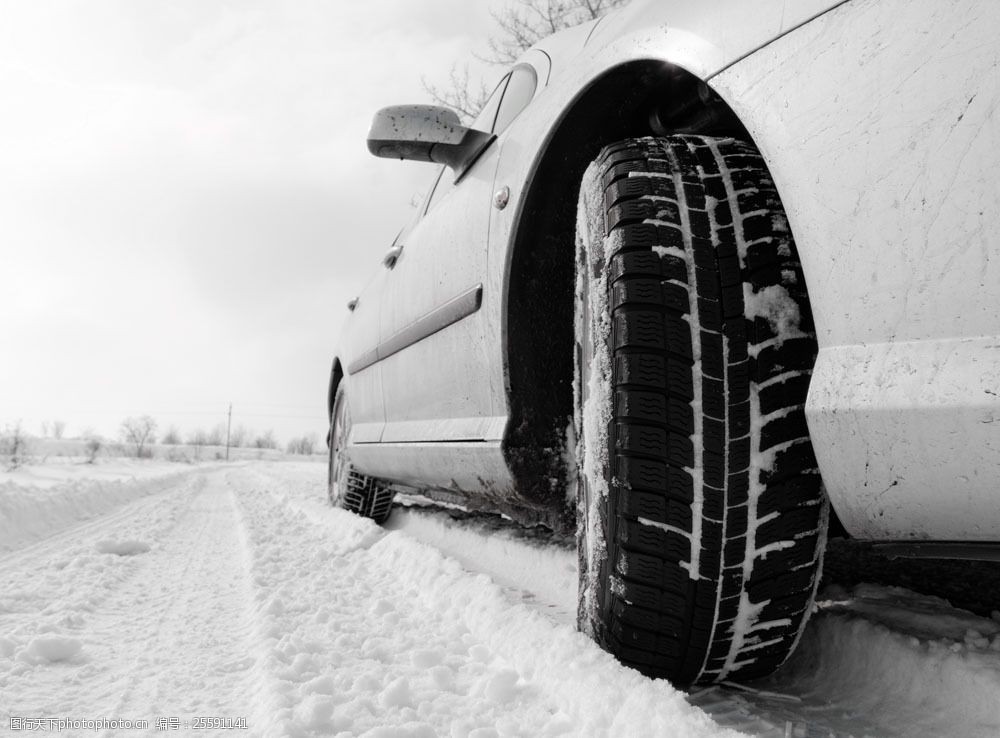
[0, 0, 503, 445]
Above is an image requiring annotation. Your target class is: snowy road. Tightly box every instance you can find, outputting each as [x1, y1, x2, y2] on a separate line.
[3, 463, 1000, 737]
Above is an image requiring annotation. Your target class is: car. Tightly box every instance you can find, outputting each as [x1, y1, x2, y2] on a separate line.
[327, 0, 1000, 688]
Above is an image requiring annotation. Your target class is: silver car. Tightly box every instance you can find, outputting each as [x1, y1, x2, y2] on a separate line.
[328, 0, 1000, 687]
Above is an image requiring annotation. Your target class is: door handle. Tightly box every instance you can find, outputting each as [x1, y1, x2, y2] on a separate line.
[383, 244, 403, 268]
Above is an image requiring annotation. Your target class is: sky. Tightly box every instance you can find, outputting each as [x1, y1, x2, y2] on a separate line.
[0, 0, 503, 445]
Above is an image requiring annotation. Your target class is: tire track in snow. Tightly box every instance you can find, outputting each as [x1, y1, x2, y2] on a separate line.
[248, 463, 1000, 738]
[0, 468, 208, 570]
[385, 501, 578, 625]
[0, 473, 205, 629]
[0, 470, 260, 736]
[95, 472, 259, 727]
[233, 464, 743, 738]
[18, 461, 984, 737]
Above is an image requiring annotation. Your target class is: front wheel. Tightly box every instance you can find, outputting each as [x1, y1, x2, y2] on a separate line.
[328, 385, 395, 524]
[574, 136, 828, 687]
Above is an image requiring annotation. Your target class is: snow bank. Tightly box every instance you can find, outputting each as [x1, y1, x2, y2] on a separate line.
[359, 520, 740, 737]
[19, 635, 83, 664]
[3, 457, 187, 490]
[0, 463, 204, 552]
[94, 539, 151, 556]
[385, 502, 577, 623]
[759, 584, 1000, 737]
[574, 160, 617, 632]
[0, 469, 253, 728]
[4, 460, 996, 737]
[248, 463, 1000, 738]
[237, 463, 742, 738]
[742, 284, 805, 346]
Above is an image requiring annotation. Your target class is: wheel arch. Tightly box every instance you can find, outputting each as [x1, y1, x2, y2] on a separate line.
[326, 358, 344, 445]
[499, 58, 750, 511]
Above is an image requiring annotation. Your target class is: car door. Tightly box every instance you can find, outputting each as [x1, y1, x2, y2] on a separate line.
[376, 65, 541, 445]
[339, 260, 392, 445]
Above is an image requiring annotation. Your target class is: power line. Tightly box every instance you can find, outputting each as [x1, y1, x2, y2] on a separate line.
[5, 408, 325, 420]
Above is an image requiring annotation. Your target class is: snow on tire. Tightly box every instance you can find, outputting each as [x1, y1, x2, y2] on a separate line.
[574, 135, 828, 687]
[328, 385, 395, 524]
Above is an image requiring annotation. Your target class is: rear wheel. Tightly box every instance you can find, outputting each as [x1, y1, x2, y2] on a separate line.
[328, 385, 395, 524]
[574, 135, 827, 687]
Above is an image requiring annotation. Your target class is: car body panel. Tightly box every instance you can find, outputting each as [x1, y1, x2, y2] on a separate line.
[338, 269, 388, 444]
[711, 0, 1000, 539]
[584, 0, 847, 79]
[336, 0, 1000, 542]
[377, 143, 503, 444]
[337, 0, 859, 489]
[349, 440, 512, 502]
[489, 0, 845, 383]
[342, 56, 552, 491]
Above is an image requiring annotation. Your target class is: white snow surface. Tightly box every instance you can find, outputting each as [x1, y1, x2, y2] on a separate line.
[574, 159, 616, 634]
[384, 501, 577, 625]
[3, 462, 1000, 736]
[0, 460, 209, 553]
[0, 462, 737, 737]
[742, 284, 805, 347]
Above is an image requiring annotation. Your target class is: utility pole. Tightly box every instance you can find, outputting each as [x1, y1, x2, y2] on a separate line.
[225, 403, 232, 461]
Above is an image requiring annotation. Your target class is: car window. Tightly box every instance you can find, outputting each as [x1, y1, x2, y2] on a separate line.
[424, 71, 519, 215]
[423, 166, 449, 215]
[471, 73, 510, 134]
[493, 64, 537, 135]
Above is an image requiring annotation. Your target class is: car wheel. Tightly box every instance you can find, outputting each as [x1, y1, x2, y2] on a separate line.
[574, 135, 828, 687]
[328, 385, 395, 523]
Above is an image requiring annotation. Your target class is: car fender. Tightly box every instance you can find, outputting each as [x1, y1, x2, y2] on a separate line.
[488, 0, 843, 509]
[710, 0, 1000, 540]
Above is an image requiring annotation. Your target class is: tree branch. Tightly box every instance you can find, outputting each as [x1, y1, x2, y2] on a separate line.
[427, 0, 628, 120]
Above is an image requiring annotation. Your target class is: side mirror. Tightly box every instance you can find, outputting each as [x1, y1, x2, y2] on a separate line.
[367, 105, 494, 175]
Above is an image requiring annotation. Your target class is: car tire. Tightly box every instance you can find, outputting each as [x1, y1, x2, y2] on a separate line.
[574, 135, 828, 687]
[328, 384, 395, 524]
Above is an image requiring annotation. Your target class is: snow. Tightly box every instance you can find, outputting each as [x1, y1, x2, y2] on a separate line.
[20, 636, 83, 664]
[818, 583, 1000, 644]
[758, 584, 1000, 737]
[2, 460, 1000, 736]
[95, 539, 151, 556]
[0, 462, 737, 737]
[384, 501, 577, 623]
[652, 244, 686, 259]
[742, 284, 804, 345]
[0, 460, 208, 553]
[3, 456, 191, 490]
[574, 159, 615, 634]
[241, 464, 739, 737]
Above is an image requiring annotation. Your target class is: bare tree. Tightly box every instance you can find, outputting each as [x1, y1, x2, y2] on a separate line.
[161, 426, 182, 445]
[207, 424, 226, 446]
[424, 0, 627, 119]
[423, 64, 494, 122]
[229, 424, 249, 448]
[253, 430, 278, 450]
[1, 422, 28, 470]
[186, 428, 207, 460]
[85, 436, 102, 464]
[120, 416, 157, 458]
[481, 0, 626, 65]
[52, 420, 65, 440]
[286, 434, 319, 455]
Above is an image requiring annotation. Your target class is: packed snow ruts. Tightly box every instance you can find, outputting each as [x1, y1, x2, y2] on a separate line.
[4, 462, 1000, 736]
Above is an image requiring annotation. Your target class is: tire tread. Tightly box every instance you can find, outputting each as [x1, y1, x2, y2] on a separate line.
[582, 135, 826, 686]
